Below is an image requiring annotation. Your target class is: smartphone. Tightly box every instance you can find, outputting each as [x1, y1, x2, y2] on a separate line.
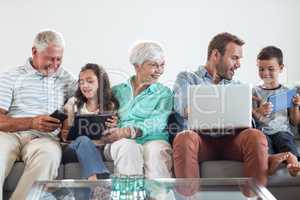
[267, 89, 297, 112]
[50, 110, 68, 122]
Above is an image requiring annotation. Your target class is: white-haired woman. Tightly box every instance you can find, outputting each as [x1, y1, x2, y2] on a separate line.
[102, 41, 173, 178]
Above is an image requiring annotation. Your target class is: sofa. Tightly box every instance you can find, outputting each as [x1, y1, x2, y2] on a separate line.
[3, 115, 300, 200]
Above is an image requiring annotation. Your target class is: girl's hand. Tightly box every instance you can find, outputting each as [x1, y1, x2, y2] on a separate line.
[293, 94, 300, 107]
[60, 129, 69, 142]
[105, 115, 118, 128]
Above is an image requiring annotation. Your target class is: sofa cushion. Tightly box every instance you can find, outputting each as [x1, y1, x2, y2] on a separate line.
[201, 161, 244, 178]
[269, 165, 300, 186]
[200, 160, 300, 186]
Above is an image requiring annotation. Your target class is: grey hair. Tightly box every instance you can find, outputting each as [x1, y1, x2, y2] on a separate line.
[33, 29, 65, 52]
[129, 41, 164, 66]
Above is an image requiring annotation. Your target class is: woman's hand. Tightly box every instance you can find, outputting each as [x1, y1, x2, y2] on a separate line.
[105, 115, 118, 128]
[102, 127, 131, 144]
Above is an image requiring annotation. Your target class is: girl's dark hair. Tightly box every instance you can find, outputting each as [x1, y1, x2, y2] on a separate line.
[75, 63, 118, 113]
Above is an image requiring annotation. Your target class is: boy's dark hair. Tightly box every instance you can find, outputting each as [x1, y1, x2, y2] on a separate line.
[207, 32, 244, 60]
[75, 63, 119, 113]
[257, 46, 283, 65]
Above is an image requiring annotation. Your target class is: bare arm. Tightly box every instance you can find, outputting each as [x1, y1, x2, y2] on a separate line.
[0, 108, 61, 133]
[0, 108, 33, 132]
[289, 95, 300, 126]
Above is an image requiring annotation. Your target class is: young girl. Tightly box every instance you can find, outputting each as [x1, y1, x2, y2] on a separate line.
[60, 63, 118, 181]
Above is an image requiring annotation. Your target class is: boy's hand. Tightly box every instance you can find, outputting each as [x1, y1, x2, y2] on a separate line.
[293, 94, 300, 107]
[257, 102, 273, 117]
[252, 96, 273, 118]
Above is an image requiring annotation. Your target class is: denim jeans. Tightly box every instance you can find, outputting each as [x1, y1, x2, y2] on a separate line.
[66, 136, 109, 178]
[266, 131, 300, 160]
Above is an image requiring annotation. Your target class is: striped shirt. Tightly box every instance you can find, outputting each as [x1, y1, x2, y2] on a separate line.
[0, 58, 77, 138]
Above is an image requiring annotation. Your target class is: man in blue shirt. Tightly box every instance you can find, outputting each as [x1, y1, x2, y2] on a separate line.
[173, 32, 269, 187]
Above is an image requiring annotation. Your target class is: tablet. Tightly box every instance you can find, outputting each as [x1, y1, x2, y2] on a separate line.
[267, 89, 297, 112]
[67, 113, 113, 140]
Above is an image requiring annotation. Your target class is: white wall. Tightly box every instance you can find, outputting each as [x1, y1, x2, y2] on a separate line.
[0, 0, 299, 88]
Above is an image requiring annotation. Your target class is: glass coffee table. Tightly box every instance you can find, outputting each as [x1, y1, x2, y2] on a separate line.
[28, 177, 276, 200]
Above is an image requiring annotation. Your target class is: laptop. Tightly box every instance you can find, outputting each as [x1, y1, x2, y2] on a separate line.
[67, 113, 113, 140]
[188, 84, 252, 131]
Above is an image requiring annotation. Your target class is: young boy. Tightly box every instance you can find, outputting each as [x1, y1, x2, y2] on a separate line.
[252, 46, 300, 176]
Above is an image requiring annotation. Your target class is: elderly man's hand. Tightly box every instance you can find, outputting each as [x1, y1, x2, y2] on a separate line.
[32, 115, 61, 132]
[102, 127, 131, 144]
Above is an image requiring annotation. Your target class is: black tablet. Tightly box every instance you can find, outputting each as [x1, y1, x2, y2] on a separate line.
[67, 113, 113, 140]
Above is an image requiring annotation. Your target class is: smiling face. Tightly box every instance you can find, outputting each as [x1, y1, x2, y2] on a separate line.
[79, 69, 99, 100]
[257, 58, 283, 87]
[135, 59, 165, 84]
[215, 42, 243, 80]
[32, 43, 64, 76]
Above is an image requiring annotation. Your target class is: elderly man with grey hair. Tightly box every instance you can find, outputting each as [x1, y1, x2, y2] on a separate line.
[0, 30, 76, 199]
[102, 41, 173, 178]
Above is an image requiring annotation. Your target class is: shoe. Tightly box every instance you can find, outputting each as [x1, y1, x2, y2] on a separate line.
[96, 172, 110, 179]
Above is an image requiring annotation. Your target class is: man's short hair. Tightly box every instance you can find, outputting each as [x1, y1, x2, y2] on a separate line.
[207, 32, 244, 60]
[257, 46, 283, 65]
[129, 41, 164, 66]
[33, 29, 65, 52]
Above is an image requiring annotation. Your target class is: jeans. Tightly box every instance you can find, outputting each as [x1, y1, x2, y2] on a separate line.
[266, 131, 300, 159]
[66, 136, 109, 178]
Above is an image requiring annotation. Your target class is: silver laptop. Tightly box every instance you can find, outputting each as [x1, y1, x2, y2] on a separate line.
[188, 84, 252, 131]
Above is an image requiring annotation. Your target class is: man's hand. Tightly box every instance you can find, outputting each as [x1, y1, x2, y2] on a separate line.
[31, 115, 61, 132]
[102, 127, 131, 144]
